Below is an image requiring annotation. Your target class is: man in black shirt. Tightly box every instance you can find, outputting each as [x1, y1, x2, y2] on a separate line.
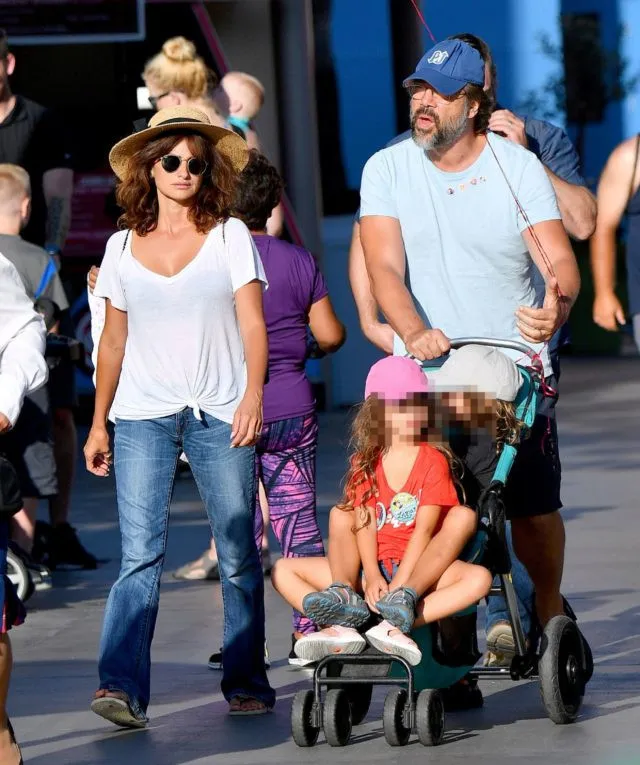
[0, 33, 94, 571]
[0, 31, 73, 252]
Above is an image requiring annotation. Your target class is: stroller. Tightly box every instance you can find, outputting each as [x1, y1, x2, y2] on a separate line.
[290, 338, 592, 748]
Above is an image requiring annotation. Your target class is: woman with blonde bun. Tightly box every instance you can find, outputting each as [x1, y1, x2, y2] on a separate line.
[143, 37, 283, 236]
[143, 36, 227, 128]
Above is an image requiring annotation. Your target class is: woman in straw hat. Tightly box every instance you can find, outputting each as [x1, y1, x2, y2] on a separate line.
[84, 106, 275, 723]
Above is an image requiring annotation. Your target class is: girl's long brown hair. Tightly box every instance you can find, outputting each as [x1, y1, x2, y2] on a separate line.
[116, 131, 237, 235]
[338, 396, 462, 532]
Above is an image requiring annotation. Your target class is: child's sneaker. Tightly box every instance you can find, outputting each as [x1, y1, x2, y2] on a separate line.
[288, 634, 315, 668]
[294, 626, 366, 663]
[375, 587, 418, 633]
[365, 620, 422, 666]
[302, 583, 370, 628]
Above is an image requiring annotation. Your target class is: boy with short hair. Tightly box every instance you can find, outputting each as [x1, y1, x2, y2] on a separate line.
[217, 71, 265, 149]
[0, 163, 97, 573]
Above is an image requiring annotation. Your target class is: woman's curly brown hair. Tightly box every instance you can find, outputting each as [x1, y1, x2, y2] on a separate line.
[338, 395, 463, 533]
[116, 130, 238, 235]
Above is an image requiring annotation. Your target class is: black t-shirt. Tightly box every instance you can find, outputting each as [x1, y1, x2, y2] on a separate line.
[451, 429, 498, 510]
[0, 95, 72, 247]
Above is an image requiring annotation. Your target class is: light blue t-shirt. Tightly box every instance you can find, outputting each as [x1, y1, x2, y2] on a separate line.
[359, 134, 561, 375]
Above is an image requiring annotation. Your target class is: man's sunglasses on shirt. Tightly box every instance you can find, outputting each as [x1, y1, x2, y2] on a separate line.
[160, 155, 209, 176]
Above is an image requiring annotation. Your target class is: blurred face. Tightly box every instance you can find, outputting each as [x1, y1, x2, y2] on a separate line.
[383, 395, 432, 444]
[151, 138, 205, 203]
[441, 390, 496, 431]
[145, 79, 180, 111]
[407, 81, 475, 151]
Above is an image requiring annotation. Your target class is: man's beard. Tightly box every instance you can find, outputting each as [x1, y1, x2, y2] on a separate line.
[410, 103, 470, 151]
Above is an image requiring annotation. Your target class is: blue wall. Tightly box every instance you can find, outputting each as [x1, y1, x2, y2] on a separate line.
[326, 0, 640, 191]
[329, 0, 397, 189]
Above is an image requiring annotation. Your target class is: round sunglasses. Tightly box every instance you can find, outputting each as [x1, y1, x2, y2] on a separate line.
[159, 154, 209, 176]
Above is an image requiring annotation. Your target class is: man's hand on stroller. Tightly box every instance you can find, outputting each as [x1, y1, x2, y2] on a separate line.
[516, 278, 568, 344]
[403, 328, 451, 361]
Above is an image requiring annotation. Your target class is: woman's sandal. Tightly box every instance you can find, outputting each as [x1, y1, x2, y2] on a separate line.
[90, 690, 148, 729]
[228, 695, 270, 716]
[173, 549, 220, 581]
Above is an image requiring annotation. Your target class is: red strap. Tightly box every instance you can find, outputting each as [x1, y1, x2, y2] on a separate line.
[409, 0, 437, 42]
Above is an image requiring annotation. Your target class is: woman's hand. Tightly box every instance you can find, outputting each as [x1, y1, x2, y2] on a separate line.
[230, 390, 263, 448]
[364, 573, 389, 612]
[84, 426, 112, 476]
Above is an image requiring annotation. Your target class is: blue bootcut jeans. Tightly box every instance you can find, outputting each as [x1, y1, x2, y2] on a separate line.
[97, 409, 275, 717]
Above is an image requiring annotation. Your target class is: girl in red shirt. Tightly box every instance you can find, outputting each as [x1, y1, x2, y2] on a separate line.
[272, 356, 492, 666]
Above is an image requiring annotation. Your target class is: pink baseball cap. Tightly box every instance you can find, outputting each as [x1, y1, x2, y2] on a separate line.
[364, 356, 431, 401]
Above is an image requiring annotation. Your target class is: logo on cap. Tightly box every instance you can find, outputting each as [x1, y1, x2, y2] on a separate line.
[427, 50, 449, 65]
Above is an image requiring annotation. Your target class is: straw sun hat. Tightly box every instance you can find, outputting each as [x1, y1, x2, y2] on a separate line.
[108, 106, 249, 180]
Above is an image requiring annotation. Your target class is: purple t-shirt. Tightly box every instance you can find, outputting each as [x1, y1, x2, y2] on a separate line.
[253, 235, 329, 424]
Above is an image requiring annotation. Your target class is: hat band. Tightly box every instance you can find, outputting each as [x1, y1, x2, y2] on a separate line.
[154, 117, 205, 128]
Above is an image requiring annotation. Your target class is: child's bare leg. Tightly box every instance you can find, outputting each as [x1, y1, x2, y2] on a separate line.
[273, 556, 368, 661]
[271, 557, 333, 613]
[327, 505, 361, 589]
[404, 505, 476, 595]
[414, 561, 492, 627]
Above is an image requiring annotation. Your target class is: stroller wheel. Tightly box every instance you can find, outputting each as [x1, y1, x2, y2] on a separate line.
[539, 615, 585, 724]
[6, 549, 34, 602]
[291, 690, 320, 747]
[383, 688, 411, 747]
[416, 689, 445, 746]
[323, 689, 352, 747]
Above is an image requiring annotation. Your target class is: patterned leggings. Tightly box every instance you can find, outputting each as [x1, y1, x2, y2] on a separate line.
[253, 413, 324, 634]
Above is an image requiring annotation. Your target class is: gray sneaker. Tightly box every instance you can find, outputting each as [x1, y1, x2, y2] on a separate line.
[303, 583, 370, 628]
[376, 587, 418, 634]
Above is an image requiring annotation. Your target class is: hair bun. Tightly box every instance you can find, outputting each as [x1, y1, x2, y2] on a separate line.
[162, 36, 197, 63]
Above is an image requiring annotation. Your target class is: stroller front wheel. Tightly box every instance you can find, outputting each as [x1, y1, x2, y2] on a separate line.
[415, 689, 445, 746]
[291, 689, 320, 747]
[383, 688, 412, 746]
[323, 689, 352, 747]
[539, 615, 585, 724]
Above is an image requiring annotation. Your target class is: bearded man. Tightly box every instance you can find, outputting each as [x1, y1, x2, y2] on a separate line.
[359, 39, 584, 662]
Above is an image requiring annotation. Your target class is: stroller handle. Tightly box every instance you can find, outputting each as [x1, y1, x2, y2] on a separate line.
[447, 337, 536, 361]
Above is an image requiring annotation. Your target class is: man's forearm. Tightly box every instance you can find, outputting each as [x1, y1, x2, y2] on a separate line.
[545, 168, 597, 241]
[43, 168, 74, 252]
[553, 255, 581, 317]
[369, 268, 426, 345]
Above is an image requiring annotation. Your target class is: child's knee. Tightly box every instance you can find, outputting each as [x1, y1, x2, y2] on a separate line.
[472, 565, 493, 599]
[449, 504, 477, 539]
[270, 557, 291, 591]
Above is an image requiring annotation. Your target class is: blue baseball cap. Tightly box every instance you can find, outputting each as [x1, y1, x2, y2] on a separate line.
[403, 39, 485, 96]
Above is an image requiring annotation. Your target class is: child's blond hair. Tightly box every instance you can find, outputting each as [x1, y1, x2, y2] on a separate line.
[0, 164, 30, 215]
[221, 71, 265, 120]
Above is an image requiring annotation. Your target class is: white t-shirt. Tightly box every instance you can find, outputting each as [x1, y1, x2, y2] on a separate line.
[93, 217, 267, 424]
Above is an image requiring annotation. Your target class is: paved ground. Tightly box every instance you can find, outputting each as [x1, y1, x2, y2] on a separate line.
[10, 358, 640, 765]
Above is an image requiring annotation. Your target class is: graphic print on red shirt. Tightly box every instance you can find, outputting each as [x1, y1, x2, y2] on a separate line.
[353, 444, 459, 563]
